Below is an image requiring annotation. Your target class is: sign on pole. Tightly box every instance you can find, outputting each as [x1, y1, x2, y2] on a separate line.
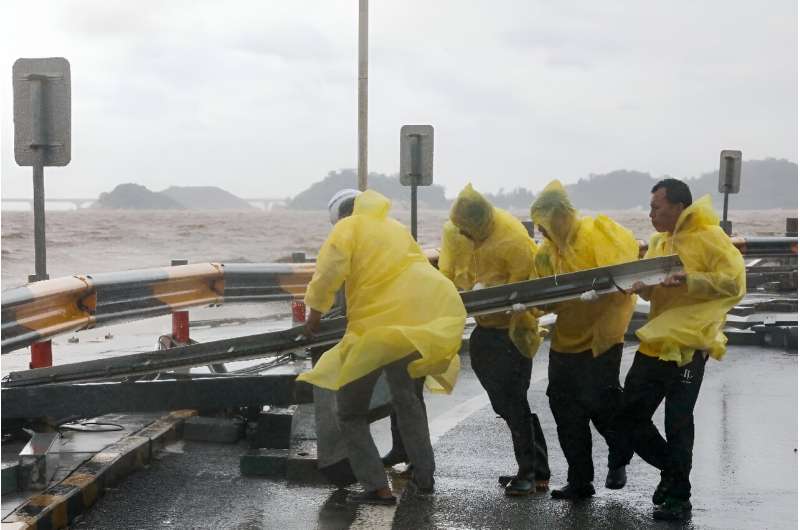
[399, 125, 434, 241]
[400, 125, 433, 186]
[13, 57, 71, 167]
[718, 150, 741, 194]
[13, 57, 72, 287]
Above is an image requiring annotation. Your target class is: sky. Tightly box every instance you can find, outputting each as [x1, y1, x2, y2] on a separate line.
[1, 0, 797, 200]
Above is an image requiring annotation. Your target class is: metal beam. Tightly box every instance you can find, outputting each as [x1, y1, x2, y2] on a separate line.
[2, 373, 313, 419]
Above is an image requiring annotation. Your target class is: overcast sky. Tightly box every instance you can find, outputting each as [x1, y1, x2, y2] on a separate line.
[1, 0, 797, 199]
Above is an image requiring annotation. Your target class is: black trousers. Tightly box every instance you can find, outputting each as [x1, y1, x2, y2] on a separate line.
[547, 344, 623, 486]
[469, 326, 550, 480]
[387, 377, 426, 457]
[609, 350, 707, 500]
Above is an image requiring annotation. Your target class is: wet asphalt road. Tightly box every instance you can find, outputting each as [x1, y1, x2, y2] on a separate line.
[71, 343, 797, 529]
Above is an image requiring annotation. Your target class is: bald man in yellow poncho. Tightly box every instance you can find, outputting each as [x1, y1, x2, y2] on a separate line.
[298, 189, 466, 505]
[608, 178, 745, 522]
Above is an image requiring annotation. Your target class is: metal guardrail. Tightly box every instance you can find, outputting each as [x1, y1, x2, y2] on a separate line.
[2, 262, 313, 353]
[1, 237, 796, 354]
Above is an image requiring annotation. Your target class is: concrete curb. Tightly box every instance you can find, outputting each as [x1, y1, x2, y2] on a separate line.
[1, 410, 195, 530]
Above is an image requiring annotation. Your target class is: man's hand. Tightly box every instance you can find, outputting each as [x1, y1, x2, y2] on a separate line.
[660, 272, 687, 288]
[625, 281, 648, 295]
[303, 309, 322, 338]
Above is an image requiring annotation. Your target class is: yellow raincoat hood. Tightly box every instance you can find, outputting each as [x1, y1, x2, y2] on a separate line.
[443, 187, 543, 359]
[298, 190, 467, 392]
[530, 180, 579, 255]
[531, 180, 639, 356]
[450, 184, 495, 242]
[637, 195, 746, 365]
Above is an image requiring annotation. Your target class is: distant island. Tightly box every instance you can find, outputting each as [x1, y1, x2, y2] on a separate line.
[94, 184, 255, 210]
[92, 158, 797, 210]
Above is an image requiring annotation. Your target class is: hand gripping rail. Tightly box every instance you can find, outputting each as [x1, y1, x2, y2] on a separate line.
[2, 255, 681, 388]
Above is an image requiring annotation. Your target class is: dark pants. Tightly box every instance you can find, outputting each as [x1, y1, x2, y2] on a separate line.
[609, 350, 707, 500]
[387, 377, 427, 458]
[469, 326, 550, 480]
[547, 344, 623, 486]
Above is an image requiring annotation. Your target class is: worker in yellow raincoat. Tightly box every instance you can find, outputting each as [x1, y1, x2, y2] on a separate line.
[445, 183, 550, 496]
[380, 219, 473, 468]
[608, 179, 745, 521]
[299, 189, 466, 504]
[529, 180, 639, 500]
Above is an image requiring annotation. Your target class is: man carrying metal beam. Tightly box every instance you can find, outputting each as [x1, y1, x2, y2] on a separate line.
[608, 179, 746, 521]
[446, 184, 550, 496]
[299, 189, 466, 505]
[528, 180, 639, 500]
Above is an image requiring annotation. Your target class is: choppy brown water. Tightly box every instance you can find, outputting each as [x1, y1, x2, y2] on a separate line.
[1, 207, 796, 290]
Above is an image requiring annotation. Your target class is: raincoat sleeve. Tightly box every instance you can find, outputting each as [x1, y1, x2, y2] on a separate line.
[685, 236, 745, 300]
[304, 222, 354, 314]
[504, 238, 535, 284]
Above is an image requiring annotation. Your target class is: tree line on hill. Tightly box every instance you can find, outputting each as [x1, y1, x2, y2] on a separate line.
[289, 158, 797, 210]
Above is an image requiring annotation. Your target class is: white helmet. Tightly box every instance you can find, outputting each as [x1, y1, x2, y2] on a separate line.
[327, 189, 361, 225]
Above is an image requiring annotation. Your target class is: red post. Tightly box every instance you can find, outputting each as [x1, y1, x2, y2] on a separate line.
[171, 259, 190, 344]
[30, 340, 52, 369]
[290, 252, 307, 324]
[292, 300, 307, 324]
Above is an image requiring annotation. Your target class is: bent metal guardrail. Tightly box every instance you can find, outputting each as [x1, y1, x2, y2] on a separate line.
[1, 237, 796, 354]
[2, 262, 314, 353]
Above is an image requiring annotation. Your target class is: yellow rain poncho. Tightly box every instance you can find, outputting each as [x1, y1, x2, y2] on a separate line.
[447, 184, 542, 358]
[438, 221, 475, 291]
[297, 190, 467, 393]
[531, 180, 640, 356]
[636, 195, 745, 366]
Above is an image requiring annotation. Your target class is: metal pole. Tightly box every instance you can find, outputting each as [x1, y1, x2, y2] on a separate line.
[30, 78, 48, 282]
[410, 134, 421, 240]
[411, 182, 418, 241]
[357, 0, 368, 191]
[722, 191, 729, 225]
[32, 159, 47, 281]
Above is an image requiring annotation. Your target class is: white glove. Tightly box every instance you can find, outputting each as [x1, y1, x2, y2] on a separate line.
[511, 303, 527, 314]
[472, 282, 485, 291]
[579, 289, 600, 302]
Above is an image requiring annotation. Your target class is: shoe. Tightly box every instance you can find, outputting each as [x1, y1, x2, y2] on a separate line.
[498, 474, 514, 487]
[345, 490, 397, 505]
[499, 474, 549, 491]
[605, 466, 627, 489]
[652, 475, 672, 505]
[550, 483, 595, 500]
[652, 497, 692, 521]
[381, 450, 408, 467]
[505, 477, 536, 496]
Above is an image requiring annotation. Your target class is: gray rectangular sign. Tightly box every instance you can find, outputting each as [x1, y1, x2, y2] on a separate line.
[400, 124, 433, 186]
[13, 57, 71, 167]
[718, 149, 741, 194]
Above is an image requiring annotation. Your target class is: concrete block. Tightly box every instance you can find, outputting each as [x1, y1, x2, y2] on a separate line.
[249, 406, 296, 449]
[240, 448, 288, 477]
[18, 432, 59, 490]
[286, 440, 325, 483]
[183, 416, 244, 443]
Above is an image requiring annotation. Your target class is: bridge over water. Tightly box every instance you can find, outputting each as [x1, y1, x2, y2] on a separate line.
[1, 197, 289, 211]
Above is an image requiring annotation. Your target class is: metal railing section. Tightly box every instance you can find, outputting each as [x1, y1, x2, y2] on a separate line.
[1, 237, 796, 353]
